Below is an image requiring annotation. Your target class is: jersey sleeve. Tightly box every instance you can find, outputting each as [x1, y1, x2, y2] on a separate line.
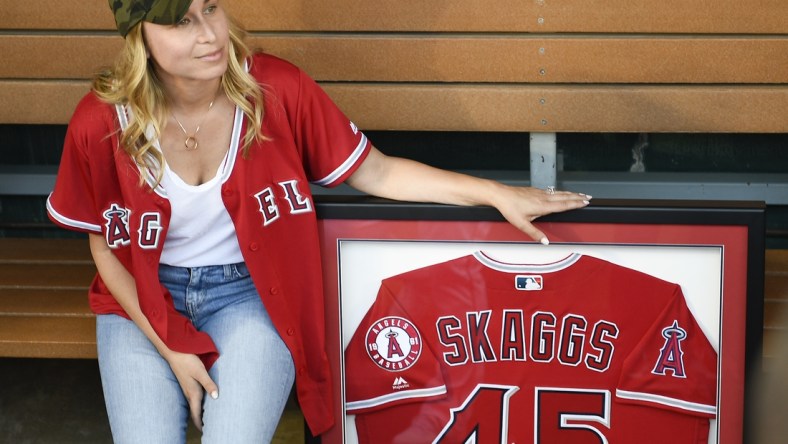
[292, 68, 371, 188]
[344, 280, 448, 415]
[616, 284, 718, 418]
[46, 93, 112, 234]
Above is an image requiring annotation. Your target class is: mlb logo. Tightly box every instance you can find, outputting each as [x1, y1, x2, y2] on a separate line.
[515, 275, 543, 291]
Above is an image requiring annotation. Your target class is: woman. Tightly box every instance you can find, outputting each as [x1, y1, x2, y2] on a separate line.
[47, 0, 590, 441]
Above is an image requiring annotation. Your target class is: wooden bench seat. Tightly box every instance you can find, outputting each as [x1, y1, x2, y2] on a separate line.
[0, 238, 96, 358]
[0, 288, 90, 316]
[0, 239, 786, 364]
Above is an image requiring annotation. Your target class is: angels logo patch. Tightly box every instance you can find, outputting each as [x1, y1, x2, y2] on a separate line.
[365, 316, 422, 372]
[652, 320, 688, 378]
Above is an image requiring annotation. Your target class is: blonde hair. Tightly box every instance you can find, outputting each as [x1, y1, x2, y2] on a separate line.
[92, 15, 265, 185]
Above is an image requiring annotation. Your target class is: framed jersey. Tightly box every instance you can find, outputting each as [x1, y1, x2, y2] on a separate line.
[313, 197, 765, 444]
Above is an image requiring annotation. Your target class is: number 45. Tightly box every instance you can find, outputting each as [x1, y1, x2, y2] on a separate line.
[433, 385, 611, 444]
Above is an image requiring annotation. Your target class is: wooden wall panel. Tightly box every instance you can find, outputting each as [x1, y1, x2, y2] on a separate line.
[0, 81, 90, 124]
[242, 36, 788, 84]
[3, 0, 786, 33]
[3, 0, 111, 31]
[4, 81, 785, 132]
[0, 36, 121, 79]
[227, 0, 788, 34]
[325, 84, 788, 132]
[2, 35, 786, 84]
[0, 0, 785, 132]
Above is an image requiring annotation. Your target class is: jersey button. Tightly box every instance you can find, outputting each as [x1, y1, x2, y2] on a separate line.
[298, 367, 306, 376]
[249, 242, 259, 251]
[269, 287, 279, 295]
[222, 188, 233, 197]
[286, 328, 296, 336]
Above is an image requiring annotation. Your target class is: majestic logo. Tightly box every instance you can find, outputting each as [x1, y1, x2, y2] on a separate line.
[515, 275, 543, 291]
[652, 320, 688, 378]
[365, 316, 422, 372]
[392, 377, 410, 390]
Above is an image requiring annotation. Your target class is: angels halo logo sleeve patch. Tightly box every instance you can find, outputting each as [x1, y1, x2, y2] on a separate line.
[364, 316, 423, 372]
[343, 252, 718, 444]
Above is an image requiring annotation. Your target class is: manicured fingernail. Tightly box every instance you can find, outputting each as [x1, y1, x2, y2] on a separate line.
[540, 237, 550, 246]
[583, 200, 590, 205]
[211, 391, 219, 399]
[583, 194, 593, 199]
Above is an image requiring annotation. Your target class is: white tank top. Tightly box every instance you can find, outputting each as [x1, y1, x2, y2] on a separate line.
[159, 152, 244, 267]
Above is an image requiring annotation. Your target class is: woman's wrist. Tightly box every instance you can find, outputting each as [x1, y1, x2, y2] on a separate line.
[484, 180, 514, 211]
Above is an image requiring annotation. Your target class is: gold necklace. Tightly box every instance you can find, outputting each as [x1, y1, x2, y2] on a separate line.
[171, 97, 217, 151]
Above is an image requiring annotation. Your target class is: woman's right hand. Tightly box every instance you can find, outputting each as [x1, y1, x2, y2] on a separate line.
[163, 350, 219, 431]
[88, 234, 220, 430]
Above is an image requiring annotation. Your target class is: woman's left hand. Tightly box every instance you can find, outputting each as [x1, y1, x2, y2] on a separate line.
[490, 184, 590, 244]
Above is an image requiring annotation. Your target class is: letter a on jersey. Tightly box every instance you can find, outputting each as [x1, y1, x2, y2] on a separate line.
[652, 320, 687, 378]
[103, 203, 131, 248]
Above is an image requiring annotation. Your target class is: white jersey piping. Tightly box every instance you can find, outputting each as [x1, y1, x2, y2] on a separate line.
[312, 133, 368, 187]
[473, 251, 582, 274]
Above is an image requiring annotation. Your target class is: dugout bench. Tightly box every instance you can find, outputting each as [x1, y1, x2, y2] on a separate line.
[0, 0, 786, 375]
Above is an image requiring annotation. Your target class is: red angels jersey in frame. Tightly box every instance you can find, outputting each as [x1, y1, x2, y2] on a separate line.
[317, 202, 761, 444]
[343, 251, 718, 444]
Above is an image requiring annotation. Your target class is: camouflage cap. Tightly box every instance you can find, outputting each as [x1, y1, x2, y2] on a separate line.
[109, 0, 193, 37]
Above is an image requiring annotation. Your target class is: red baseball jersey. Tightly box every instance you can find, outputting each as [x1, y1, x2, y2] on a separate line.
[47, 53, 370, 435]
[345, 252, 718, 443]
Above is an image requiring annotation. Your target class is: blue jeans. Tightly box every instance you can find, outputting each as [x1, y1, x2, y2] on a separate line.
[97, 263, 295, 443]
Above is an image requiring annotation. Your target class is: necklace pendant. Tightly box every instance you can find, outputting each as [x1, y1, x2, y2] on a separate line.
[184, 136, 198, 150]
